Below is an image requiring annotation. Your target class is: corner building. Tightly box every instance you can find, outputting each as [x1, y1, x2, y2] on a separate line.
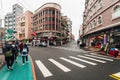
[32, 2, 61, 44]
[82, 0, 120, 49]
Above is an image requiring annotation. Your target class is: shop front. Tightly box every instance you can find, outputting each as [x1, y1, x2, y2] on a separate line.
[83, 25, 120, 51]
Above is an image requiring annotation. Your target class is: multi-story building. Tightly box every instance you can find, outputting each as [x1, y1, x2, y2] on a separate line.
[0, 28, 5, 41]
[12, 4, 23, 30]
[67, 18, 72, 42]
[61, 16, 72, 43]
[79, 25, 83, 40]
[16, 11, 33, 41]
[32, 2, 61, 45]
[0, 19, 2, 28]
[82, 0, 120, 48]
[4, 13, 14, 30]
[4, 4, 23, 40]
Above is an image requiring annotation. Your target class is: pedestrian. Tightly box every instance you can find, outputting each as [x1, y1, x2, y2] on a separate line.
[22, 43, 29, 65]
[4, 41, 14, 70]
[2, 43, 5, 55]
[12, 41, 19, 62]
[19, 42, 23, 55]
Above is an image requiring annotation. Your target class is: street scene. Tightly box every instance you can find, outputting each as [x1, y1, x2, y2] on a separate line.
[0, 0, 120, 80]
[30, 41, 120, 80]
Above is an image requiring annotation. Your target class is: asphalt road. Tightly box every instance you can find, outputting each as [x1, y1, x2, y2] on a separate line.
[29, 42, 119, 80]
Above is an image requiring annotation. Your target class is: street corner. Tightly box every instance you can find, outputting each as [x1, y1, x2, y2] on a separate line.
[110, 72, 120, 80]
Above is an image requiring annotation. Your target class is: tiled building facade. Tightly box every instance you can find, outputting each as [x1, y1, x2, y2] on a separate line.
[82, 0, 120, 48]
[16, 11, 33, 40]
[32, 2, 61, 44]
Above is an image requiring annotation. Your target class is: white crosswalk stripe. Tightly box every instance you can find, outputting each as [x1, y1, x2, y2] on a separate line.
[77, 55, 106, 63]
[60, 57, 86, 68]
[35, 54, 115, 78]
[51, 46, 85, 53]
[69, 56, 97, 65]
[35, 60, 53, 78]
[90, 53, 114, 59]
[85, 54, 114, 61]
[48, 59, 71, 72]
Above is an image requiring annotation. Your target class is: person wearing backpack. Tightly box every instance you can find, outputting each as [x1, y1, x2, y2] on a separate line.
[22, 43, 29, 65]
[12, 41, 19, 62]
[4, 42, 14, 70]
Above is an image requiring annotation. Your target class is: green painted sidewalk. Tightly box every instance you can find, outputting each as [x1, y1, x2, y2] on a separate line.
[0, 55, 34, 80]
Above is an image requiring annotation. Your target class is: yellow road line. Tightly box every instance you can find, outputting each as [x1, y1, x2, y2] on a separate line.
[110, 74, 120, 80]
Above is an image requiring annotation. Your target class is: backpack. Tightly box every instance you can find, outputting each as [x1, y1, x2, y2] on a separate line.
[6, 49, 12, 57]
[22, 48, 27, 53]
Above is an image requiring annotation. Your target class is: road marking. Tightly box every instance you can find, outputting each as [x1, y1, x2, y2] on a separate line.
[51, 46, 84, 52]
[77, 55, 106, 63]
[48, 59, 71, 72]
[35, 60, 53, 78]
[69, 56, 97, 65]
[85, 54, 113, 61]
[90, 53, 114, 59]
[60, 57, 86, 68]
[110, 72, 120, 80]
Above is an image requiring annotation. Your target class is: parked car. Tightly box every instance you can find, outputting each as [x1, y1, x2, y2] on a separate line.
[39, 42, 47, 47]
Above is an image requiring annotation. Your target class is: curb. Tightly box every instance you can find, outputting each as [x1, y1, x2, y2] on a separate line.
[30, 55, 37, 80]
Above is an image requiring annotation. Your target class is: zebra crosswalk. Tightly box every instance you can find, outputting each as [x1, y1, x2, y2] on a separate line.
[48, 58, 71, 72]
[51, 46, 87, 53]
[35, 53, 114, 78]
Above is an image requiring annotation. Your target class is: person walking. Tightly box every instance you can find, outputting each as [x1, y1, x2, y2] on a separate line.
[22, 43, 29, 65]
[19, 42, 23, 55]
[12, 41, 19, 62]
[4, 42, 14, 70]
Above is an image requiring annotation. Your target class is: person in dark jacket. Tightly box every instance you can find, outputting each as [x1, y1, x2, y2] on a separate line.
[4, 41, 14, 70]
[12, 41, 19, 62]
[19, 42, 23, 55]
[22, 44, 29, 65]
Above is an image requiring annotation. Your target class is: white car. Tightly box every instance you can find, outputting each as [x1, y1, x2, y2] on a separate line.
[39, 42, 47, 47]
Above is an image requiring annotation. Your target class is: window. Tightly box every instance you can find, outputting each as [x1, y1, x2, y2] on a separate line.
[93, 20, 96, 27]
[98, 16, 102, 24]
[90, 23, 93, 29]
[112, 5, 120, 19]
[97, 0, 102, 10]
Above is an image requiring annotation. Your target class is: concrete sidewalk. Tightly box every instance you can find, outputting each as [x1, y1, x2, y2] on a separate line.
[0, 55, 36, 80]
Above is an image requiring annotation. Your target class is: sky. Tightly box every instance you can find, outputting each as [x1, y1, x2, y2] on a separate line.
[0, 0, 85, 40]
